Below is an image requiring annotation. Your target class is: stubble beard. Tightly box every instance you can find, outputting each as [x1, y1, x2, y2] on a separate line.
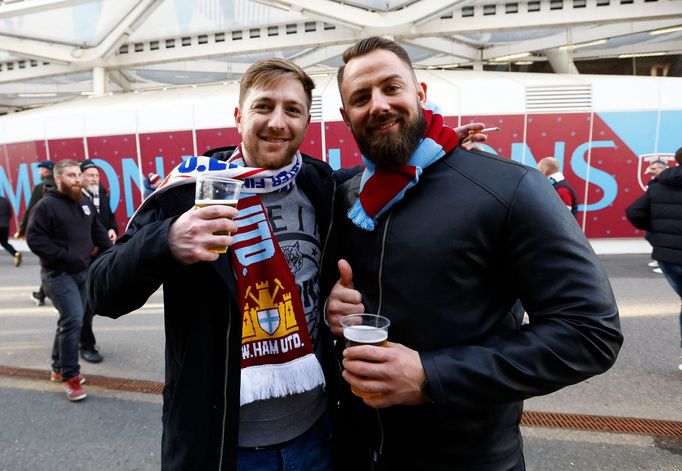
[354, 107, 426, 167]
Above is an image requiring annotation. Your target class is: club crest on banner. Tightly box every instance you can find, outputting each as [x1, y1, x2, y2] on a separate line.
[637, 153, 675, 191]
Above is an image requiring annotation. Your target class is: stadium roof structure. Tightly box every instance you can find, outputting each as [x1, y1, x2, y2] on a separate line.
[0, 0, 681, 113]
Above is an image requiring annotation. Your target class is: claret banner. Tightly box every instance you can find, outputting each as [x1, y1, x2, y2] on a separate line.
[1, 111, 681, 239]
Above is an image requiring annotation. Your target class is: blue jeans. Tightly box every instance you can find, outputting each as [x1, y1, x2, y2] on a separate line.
[236, 412, 332, 471]
[42, 269, 87, 380]
[656, 260, 682, 348]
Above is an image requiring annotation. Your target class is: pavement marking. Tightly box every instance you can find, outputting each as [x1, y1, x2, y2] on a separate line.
[1, 364, 681, 440]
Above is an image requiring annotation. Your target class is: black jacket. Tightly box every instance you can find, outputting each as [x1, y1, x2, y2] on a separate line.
[0, 195, 11, 228]
[333, 147, 622, 471]
[626, 166, 682, 264]
[26, 188, 111, 272]
[87, 154, 344, 471]
[17, 175, 55, 237]
[82, 184, 119, 235]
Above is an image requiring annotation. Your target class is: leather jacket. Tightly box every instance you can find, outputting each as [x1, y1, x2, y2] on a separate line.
[333, 147, 622, 471]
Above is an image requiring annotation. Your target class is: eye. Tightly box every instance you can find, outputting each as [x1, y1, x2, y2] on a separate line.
[287, 106, 303, 114]
[386, 84, 401, 94]
[253, 103, 271, 111]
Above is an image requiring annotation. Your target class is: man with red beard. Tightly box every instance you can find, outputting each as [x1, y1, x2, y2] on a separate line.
[26, 159, 112, 402]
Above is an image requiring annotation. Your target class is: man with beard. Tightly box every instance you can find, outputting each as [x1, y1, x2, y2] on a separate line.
[79, 159, 119, 363]
[26, 159, 111, 402]
[326, 37, 623, 471]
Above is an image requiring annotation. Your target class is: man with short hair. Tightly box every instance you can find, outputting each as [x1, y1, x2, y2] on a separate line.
[626, 146, 682, 371]
[16, 160, 56, 305]
[326, 37, 622, 471]
[537, 156, 579, 217]
[88, 58, 343, 471]
[26, 159, 111, 402]
[645, 160, 668, 182]
[79, 159, 119, 363]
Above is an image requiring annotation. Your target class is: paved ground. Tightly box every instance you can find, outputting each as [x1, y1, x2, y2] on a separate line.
[0, 245, 681, 470]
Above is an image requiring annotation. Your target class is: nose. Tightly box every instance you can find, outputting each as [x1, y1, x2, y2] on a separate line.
[268, 107, 286, 130]
[369, 90, 390, 116]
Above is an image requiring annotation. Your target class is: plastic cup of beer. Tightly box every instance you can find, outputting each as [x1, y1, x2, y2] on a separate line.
[194, 174, 243, 254]
[340, 313, 390, 399]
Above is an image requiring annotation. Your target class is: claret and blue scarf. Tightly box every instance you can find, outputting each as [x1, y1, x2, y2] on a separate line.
[130, 147, 325, 406]
[348, 102, 459, 231]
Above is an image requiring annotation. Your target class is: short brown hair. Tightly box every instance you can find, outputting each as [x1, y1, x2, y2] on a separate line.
[54, 159, 80, 176]
[675, 147, 682, 165]
[239, 58, 314, 110]
[337, 37, 416, 92]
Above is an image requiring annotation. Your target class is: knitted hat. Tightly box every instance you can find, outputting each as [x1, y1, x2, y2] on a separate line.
[80, 159, 98, 172]
[148, 172, 160, 185]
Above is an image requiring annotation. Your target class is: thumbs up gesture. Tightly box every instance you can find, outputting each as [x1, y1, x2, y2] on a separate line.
[326, 259, 365, 337]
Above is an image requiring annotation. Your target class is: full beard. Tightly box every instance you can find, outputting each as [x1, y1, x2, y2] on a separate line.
[354, 109, 426, 167]
[62, 184, 83, 202]
[86, 184, 99, 196]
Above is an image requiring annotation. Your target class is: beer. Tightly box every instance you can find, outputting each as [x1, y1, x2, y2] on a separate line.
[341, 320, 390, 399]
[194, 199, 238, 253]
[343, 325, 388, 348]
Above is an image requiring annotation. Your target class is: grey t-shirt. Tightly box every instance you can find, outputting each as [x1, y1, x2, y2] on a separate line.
[237, 184, 326, 447]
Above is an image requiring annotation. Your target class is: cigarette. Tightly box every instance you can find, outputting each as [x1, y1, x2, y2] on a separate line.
[469, 127, 501, 134]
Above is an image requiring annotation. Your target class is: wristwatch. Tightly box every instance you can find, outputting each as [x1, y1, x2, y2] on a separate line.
[420, 377, 435, 404]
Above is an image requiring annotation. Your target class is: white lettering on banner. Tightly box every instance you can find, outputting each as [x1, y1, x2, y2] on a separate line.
[242, 345, 250, 360]
[233, 202, 275, 266]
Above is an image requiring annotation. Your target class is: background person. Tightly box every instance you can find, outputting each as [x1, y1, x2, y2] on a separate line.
[26, 159, 112, 402]
[16, 160, 55, 305]
[326, 37, 622, 471]
[642, 159, 668, 272]
[79, 159, 119, 363]
[143, 172, 161, 198]
[0, 194, 22, 266]
[626, 147, 682, 371]
[537, 156, 579, 218]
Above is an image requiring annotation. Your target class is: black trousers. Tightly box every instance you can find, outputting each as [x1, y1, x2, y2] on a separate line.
[79, 303, 97, 351]
[0, 227, 17, 256]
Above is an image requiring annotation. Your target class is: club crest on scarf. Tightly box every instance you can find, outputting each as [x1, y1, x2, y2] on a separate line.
[127, 149, 325, 406]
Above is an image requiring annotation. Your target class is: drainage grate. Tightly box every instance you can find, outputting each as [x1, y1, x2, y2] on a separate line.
[522, 411, 682, 438]
[2, 365, 682, 438]
[0, 365, 164, 395]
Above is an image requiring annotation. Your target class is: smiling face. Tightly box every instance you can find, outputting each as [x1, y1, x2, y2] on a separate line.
[234, 77, 311, 170]
[339, 48, 427, 167]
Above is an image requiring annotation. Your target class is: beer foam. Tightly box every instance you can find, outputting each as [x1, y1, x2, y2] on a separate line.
[195, 199, 238, 206]
[343, 325, 388, 344]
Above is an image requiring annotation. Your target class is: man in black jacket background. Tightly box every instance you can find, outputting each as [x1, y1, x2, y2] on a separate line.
[627, 146, 682, 371]
[326, 37, 622, 471]
[26, 159, 112, 402]
[16, 160, 55, 305]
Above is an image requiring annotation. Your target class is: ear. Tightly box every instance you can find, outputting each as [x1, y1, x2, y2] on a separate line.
[417, 82, 427, 107]
[234, 106, 242, 131]
[340, 107, 351, 129]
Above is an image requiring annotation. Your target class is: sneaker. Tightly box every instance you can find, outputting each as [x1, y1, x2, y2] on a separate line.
[13, 252, 22, 267]
[31, 292, 45, 306]
[653, 268, 663, 274]
[648, 260, 659, 268]
[64, 376, 87, 402]
[50, 371, 85, 384]
[81, 349, 103, 363]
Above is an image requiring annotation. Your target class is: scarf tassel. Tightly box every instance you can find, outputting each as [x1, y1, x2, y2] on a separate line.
[347, 200, 376, 231]
[240, 354, 326, 406]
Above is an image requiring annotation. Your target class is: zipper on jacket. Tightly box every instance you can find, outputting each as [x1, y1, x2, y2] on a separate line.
[217, 302, 232, 471]
[376, 213, 392, 317]
[373, 213, 392, 465]
[319, 177, 337, 293]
